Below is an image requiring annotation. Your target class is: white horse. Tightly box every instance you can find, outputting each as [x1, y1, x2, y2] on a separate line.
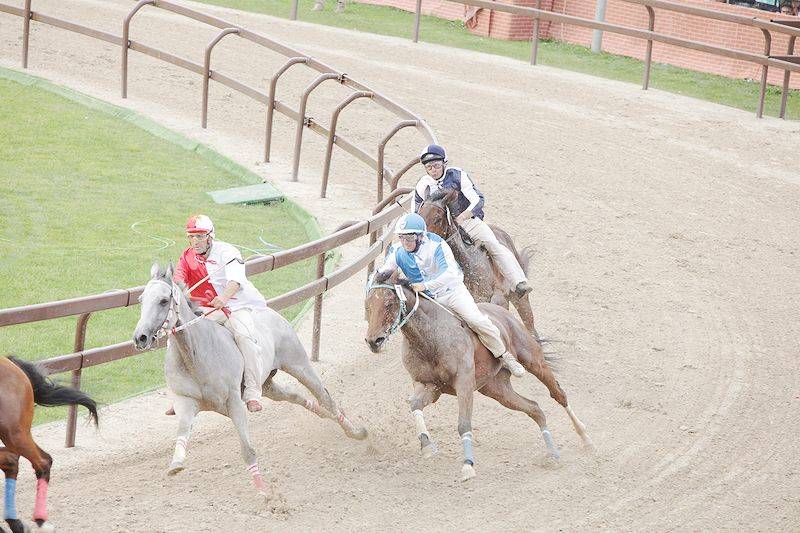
[133, 263, 367, 499]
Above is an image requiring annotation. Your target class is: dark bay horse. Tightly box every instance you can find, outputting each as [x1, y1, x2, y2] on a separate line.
[0, 356, 99, 533]
[417, 188, 539, 339]
[364, 275, 593, 482]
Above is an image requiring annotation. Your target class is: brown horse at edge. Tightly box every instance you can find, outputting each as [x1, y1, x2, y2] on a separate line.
[0, 356, 98, 533]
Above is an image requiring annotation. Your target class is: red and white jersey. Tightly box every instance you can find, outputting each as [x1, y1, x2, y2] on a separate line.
[174, 240, 267, 312]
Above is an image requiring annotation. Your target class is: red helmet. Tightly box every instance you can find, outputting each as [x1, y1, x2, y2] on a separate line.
[185, 214, 215, 237]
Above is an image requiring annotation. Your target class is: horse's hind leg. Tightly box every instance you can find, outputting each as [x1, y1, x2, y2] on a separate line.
[409, 382, 441, 458]
[226, 396, 268, 500]
[1, 449, 25, 533]
[510, 293, 539, 340]
[263, 378, 331, 420]
[521, 343, 595, 451]
[167, 397, 199, 476]
[282, 362, 367, 440]
[479, 377, 560, 461]
[1, 429, 53, 528]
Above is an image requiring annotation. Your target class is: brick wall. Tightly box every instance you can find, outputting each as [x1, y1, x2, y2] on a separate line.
[353, 0, 800, 89]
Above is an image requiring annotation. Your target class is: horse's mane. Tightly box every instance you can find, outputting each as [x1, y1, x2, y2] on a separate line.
[427, 188, 458, 205]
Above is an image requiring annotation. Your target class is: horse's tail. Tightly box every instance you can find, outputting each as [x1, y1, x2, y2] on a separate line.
[9, 357, 99, 427]
[517, 246, 534, 277]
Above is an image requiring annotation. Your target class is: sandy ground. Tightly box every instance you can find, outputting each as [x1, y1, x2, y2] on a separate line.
[2, 0, 800, 530]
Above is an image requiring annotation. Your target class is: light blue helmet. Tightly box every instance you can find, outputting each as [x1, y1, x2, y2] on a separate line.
[395, 213, 427, 235]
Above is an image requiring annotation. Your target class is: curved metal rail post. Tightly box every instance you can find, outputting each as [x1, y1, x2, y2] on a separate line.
[291, 0, 299, 21]
[22, 0, 31, 68]
[202, 27, 240, 129]
[780, 35, 796, 119]
[757, 28, 772, 119]
[291, 72, 344, 181]
[320, 91, 374, 198]
[121, 0, 156, 99]
[264, 56, 308, 162]
[643, 6, 655, 89]
[413, 0, 422, 43]
[530, 0, 541, 65]
[389, 155, 422, 191]
[376, 120, 419, 203]
[65, 312, 91, 448]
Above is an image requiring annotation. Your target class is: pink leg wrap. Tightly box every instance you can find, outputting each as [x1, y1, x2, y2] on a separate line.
[32, 478, 48, 521]
[247, 463, 268, 494]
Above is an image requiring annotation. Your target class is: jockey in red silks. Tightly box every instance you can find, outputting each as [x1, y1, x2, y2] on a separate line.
[172, 214, 267, 413]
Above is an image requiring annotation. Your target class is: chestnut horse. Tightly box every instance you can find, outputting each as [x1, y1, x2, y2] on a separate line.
[0, 356, 99, 533]
[364, 274, 593, 482]
[417, 188, 539, 339]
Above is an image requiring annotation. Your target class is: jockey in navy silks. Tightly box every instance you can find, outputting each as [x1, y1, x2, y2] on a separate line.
[376, 213, 525, 377]
[413, 144, 532, 299]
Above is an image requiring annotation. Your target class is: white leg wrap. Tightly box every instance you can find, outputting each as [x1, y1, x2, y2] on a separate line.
[172, 436, 188, 464]
[413, 409, 430, 437]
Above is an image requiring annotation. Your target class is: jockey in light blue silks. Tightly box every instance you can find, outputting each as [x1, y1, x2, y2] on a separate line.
[376, 213, 525, 377]
[413, 144, 532, 299]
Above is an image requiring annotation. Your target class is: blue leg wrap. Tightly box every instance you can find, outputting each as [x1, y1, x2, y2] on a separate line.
[542, 427, 560, 460]
[461, 432, 475, 466]
[4, 477, 17, 520]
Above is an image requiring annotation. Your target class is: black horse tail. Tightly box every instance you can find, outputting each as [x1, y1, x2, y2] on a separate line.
[9, 357, 99, 427]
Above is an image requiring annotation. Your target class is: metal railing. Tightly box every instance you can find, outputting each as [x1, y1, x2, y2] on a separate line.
[0, 0, 428, 446]
[399, 0, 800, 118]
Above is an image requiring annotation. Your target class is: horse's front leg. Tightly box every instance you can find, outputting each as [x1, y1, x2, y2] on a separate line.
[1, 449, 25, 533]
[454, 379, 477, 482]
[226, 395, 268, 500]
[409, 382, 441, 458]
[168, 397, 199, 476]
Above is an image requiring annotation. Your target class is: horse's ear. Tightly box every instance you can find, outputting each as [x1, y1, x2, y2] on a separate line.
[150, 262, 160, 279]
[445, 188, 459, 204]
[165, 261, 175, 281]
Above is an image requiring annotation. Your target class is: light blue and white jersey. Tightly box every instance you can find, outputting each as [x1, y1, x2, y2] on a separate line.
[378, 232, 464, 297]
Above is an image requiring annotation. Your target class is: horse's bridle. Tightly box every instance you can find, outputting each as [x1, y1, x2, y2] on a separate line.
[146, 279, 207, 339]
[422, 201, 460, 245]
[365, 274, 420, 337]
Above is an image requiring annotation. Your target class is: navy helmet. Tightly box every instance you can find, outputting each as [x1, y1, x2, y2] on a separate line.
[419, 144, 447, 165]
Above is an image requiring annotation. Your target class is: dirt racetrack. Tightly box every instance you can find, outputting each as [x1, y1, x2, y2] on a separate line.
[2, 0, 800, 530]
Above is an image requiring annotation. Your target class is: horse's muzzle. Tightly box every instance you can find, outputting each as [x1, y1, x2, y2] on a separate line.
[365, 336, 386, 353]
[134, 332, 154, 351]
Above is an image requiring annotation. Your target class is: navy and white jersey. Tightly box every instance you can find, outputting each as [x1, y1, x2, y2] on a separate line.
[413, 167, 485, 220]
[378, 232, 464, 297]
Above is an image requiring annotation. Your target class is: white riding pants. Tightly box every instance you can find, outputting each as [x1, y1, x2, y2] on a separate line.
[203, 307, 264, 402]
[435, 285, 507, 357]
[460, 217, 527, 286]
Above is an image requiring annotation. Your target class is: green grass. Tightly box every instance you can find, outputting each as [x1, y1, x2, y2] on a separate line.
[195, 0, 799, 119]
[0, 76, 320, 424]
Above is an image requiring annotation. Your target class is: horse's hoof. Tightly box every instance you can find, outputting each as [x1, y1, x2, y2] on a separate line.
[582, 437, 597, 453]
[352, 427, 369, 440]
[167, 462, 185, 476]
[460, 463, 476, 482]
[34, 523, 54, 533]
[421, 441, 438, 459]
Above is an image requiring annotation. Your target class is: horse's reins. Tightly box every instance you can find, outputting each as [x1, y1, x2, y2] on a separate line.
[150, 256, 242, 338]
[366, 272, 456, 338]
